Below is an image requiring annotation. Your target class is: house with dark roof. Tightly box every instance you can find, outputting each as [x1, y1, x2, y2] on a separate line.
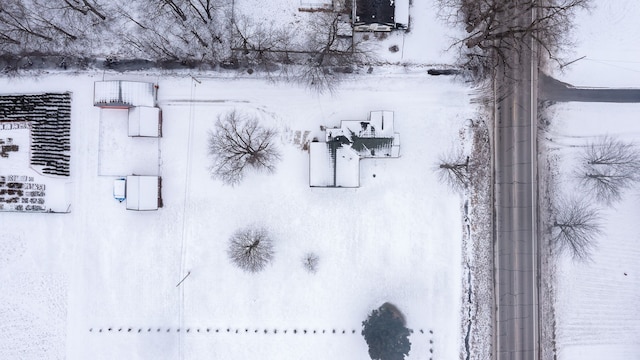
[352, 0, 409, 32]
[309, 111, 400, 187]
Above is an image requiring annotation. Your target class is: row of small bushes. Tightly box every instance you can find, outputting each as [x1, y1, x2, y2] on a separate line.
[89, 327, 434, 335]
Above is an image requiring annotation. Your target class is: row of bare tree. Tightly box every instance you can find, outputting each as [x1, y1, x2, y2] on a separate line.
[231, 10, 373, 92]
[0, 0, 229, 60]
[437, 135, 640, 261]
[552, 136, 640, 260]
[0, 0, 370, 91]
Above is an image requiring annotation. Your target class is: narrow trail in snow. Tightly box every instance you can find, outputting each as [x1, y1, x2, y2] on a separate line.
[177, 78, 198, 360]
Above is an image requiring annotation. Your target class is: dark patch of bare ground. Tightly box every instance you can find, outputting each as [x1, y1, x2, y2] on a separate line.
[0, 54, 215, 74]
[460, 113, 493, 360]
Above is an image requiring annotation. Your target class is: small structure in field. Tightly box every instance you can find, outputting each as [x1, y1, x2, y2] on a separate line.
[128, 106, 162, 137]
[94, 81, 162, 138]
[125, 175, 162, 211]
[309, 111, 400, 187]
[93, 81, 156, 108]
[352, 0, 409, 32]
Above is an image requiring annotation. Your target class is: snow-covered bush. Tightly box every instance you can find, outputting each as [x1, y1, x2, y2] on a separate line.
[302, 252, 319, 273]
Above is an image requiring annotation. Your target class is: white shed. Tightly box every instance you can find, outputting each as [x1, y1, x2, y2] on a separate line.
[94, 81, 156, 108]
[126, 175, 161, 211]
[128, 106, 162, 137]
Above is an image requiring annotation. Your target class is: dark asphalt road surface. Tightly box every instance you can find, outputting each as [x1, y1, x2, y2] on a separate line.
[539, 73, 640, 102]
[493, 5, 538, 360]
[494, 62, 538, 360]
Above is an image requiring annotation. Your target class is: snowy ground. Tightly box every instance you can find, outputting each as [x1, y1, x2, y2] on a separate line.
[555, 1, 640, 88]
[234, 0, 459, 66]
[0, 70, 473, 360]
[545, 1, 640, 359]
[543, 102, 640, 360]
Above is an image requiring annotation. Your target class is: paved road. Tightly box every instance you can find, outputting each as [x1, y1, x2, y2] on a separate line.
[539, 73, 640, 102]
[493, 5, 539, 360]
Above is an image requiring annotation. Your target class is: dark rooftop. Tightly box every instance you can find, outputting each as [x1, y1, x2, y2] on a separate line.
[356, 0, 395, 25]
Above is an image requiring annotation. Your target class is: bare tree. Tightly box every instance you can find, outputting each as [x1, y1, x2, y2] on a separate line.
[302, 252, 319, 273]
[227, 225, 274, 273]
[0, 0, 115, 57]
[436, 150, 469, 192]
[297, 10, 374, 93]
[59, 0, 107, 20]
[232, 7, 375, 93]
[551, 197, 601, 261]
[579, 136, 640, 204]
[582, 136, 640, 169]
[230, 15, 292, 73]
[207, 110, 280, 186]
[438, 0, 591, 81]
[117, 0, 229, 63]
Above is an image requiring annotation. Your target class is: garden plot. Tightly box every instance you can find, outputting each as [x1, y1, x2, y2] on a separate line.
[0, 71, 473, 360]
[0, 92, 73, 213]
[544, 102, 640, 360]
[97, 109, 159, 177]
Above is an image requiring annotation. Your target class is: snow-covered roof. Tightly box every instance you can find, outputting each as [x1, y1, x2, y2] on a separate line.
[128, 106, 161, 137]
[325, 111, 399, 158]
[310, 111, 399, 188]
[334, 146, 360, 187]
[94, 81, 156, 108]
[309, 142, 333, 187]
[126, 175, 160, 211]
[394, 0, 409, 27]
[309, 142, 360, 187]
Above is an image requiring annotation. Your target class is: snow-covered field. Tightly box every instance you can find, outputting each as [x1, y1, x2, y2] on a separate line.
[556, 1, 640, 87]
[544, 102, 640, 360]
[0, 70, 473, 359]
[545, 1, 640, 359]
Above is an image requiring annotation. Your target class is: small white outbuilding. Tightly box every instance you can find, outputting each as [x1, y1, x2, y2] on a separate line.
[94, 80, 156, 108]
[126, 175, 161, 211]
[128, 106, 162, 137]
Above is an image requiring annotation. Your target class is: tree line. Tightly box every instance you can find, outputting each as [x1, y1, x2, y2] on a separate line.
[0, 0, 369, 91]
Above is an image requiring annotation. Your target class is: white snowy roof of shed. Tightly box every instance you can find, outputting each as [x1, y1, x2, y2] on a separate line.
[128, 106, 161, 137]
[126, 175, 159, 211]
[395, 0, 409, 26]
[94, 81, 155, 108]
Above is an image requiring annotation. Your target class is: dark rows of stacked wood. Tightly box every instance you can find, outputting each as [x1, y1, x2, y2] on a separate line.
[0, 177, 46, 211]
[0, 93, 71, 176]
